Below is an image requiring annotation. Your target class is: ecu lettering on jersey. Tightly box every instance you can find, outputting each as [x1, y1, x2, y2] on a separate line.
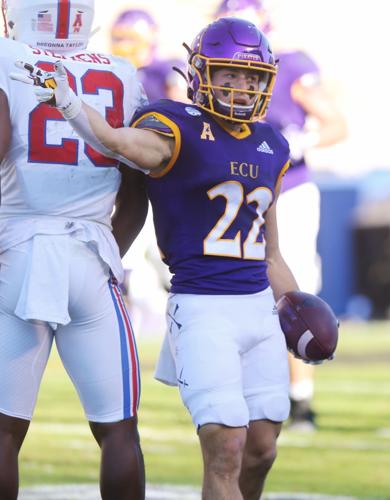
[130, 99, 291, 295]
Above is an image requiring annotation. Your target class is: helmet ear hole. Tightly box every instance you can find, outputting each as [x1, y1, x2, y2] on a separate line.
[187, 88, 194, 100]
[192, 55, 204, 71]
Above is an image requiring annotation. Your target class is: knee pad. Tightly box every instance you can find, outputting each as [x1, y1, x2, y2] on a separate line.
[182, 388, 250, 428]
[249, 394, 290, 423]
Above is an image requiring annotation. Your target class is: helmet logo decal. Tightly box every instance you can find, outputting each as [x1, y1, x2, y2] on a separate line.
[56, 0, 71, 39]
[34, 11, 54, 32]
[185, 106, 202, 117]
[73, 10, 83, 33]
[233, 52, 261, 62]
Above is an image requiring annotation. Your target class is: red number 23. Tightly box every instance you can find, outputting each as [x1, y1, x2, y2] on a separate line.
[28, 62, 124, 167]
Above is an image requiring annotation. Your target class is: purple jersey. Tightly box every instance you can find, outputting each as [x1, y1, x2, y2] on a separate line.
[138, 58, 182, 103]
[138, 61, 170, 102]
[266, 51, 320, 191]
[132, 100, 290, 295]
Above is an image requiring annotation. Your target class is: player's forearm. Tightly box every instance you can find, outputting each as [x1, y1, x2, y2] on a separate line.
[80, 102, 118, 152]
[112, 166, 149, 257]
[68, 102, 130, 162]
[64, 102, 143, 172]
[69, 101, 171, 172]
[112, 204, 148, 257]
[266, 251, 299, 301]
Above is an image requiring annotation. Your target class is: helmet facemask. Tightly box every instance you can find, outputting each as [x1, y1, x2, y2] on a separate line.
[189, 53, 276, 123]
[187, 18, 277, 124]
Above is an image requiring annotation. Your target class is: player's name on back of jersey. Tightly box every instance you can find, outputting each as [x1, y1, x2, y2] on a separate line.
[29, 46, 112, 65]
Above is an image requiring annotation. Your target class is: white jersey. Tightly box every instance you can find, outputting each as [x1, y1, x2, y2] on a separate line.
[0, 37, 146, 279]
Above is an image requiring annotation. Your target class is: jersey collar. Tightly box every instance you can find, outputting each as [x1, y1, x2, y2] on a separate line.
[212, 116, 252, 139]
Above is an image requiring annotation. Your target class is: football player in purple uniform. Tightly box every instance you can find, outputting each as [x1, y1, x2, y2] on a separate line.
[14, 17, 301, 500]
[0, 1, 147, 498]
[110, 8, 187, 103]
[214, 0, 347, 431]
[110, 8, 157, 70]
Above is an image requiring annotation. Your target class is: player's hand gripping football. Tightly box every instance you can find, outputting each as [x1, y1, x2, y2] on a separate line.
[10, 60, 81, 118]
[276, 291, 339, 365]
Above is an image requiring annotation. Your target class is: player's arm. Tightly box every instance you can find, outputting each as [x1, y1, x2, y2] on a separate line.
[72, 101, 174, 174]
[112, 165, 149, 257]
[291, 77, 348, 148]
[10, 60, 174, 173]
[0, 89, 11, 162]
[265, 184, 300, 302]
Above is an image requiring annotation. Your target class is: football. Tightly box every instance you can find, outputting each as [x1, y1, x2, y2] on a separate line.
[276, 291, 339, 363]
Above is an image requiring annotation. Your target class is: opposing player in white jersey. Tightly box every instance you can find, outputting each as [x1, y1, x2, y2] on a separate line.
[0, 1, 148, 499]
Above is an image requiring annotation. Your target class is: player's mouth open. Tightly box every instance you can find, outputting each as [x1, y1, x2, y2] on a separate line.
[234, 97, 249, 105]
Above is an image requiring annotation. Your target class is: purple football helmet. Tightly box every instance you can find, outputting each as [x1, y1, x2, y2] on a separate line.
[187, 17, 277, 123]
[214, 0, 271, 33]
[110, 9, 157, 67]
[215, 0, 263, 16]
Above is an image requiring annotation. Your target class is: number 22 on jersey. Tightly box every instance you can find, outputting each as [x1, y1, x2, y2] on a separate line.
[204, 180, 273, 260]
[28, 62, 124, 167]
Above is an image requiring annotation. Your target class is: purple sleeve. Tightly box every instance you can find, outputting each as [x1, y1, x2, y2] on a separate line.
[132, 112, 175, 137]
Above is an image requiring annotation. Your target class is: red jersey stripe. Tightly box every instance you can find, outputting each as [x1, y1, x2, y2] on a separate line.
[112, 282, 140, 416]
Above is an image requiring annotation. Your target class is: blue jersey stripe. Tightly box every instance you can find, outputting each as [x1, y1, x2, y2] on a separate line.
[108, 279, 131, 420]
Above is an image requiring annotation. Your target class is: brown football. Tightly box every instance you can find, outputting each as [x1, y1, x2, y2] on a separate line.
[276, 291, 339, 363]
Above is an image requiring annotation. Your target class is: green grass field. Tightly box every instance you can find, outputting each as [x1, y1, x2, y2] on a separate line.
[19, 321, 390, 499]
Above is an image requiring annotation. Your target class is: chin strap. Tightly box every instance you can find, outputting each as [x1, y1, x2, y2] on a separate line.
[172, 64, 193, 101]
[172, 65, 188, 85]
[173, 42, 193, 100]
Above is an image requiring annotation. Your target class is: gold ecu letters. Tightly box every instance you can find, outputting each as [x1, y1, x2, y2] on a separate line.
[230, 161, 260, 179]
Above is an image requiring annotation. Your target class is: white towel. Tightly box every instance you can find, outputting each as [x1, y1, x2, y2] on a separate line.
[154, 332, 178, 387]
[15, 235, 71, 328]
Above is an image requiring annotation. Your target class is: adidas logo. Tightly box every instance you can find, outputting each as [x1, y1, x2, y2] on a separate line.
[257, 141, 274, 154]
